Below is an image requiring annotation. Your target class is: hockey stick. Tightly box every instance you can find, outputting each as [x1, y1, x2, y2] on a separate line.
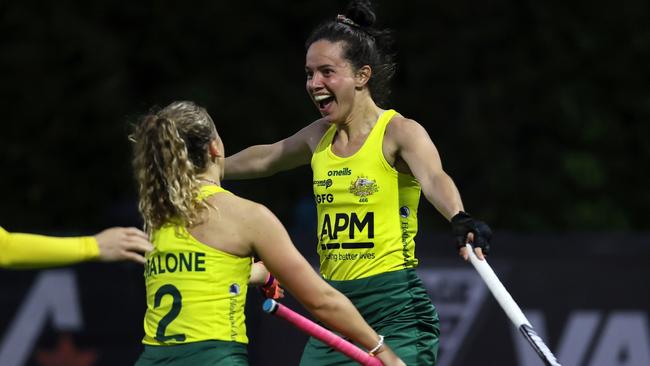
[465, 243, 562, 366]
[262, 299, 382, 366]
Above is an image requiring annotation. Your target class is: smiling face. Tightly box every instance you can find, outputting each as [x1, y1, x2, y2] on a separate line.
[305, 40, 361, 123]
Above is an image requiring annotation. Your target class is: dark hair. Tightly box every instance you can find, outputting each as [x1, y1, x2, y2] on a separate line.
[305, 0, 396, 107]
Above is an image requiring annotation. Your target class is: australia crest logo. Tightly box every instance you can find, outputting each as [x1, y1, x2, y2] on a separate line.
[349, 176, 379, 202]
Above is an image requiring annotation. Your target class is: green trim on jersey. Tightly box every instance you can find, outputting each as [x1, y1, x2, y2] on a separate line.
[142, 185, 252, 346]
[135, 340, 248, 366]
[311, 109, 421, 280]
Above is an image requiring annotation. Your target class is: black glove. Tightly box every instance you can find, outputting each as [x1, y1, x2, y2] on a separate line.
[450, 211, 492, 254]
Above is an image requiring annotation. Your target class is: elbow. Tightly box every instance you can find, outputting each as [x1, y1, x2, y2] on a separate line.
[301, 287, 340, 315]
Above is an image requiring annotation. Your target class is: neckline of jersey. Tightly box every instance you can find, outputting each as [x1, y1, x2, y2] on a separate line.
[326, 109, 391, 161]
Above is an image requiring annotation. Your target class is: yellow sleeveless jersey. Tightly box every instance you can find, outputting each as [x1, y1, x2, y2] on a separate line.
[142, 185, 251, 345]
[311, 109, 421, 280]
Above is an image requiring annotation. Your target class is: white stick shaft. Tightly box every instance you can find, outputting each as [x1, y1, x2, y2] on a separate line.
[466, 244, 562, 366]
[465, 243, 530, 327]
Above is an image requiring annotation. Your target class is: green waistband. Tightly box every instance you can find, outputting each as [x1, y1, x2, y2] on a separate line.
[325, 268, 435, 329]
[141, 340, 246, 356]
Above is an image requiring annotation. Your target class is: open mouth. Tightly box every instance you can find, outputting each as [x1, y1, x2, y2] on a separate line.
[314, 94, 335, 110]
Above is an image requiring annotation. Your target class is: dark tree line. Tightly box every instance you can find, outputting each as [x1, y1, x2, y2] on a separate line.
[1, 0, 648, 232]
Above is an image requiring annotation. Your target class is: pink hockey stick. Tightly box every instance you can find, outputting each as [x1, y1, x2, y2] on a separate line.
[263, 299, 382, 366]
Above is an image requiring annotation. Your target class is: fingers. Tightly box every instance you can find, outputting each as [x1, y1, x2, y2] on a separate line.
[459, 246, 469, 261]
[458, 232, 475, 261]
[121, 250, 147, 265]
[120, 231, 153, 264]
[124, 227, 149, 240]
[125, 235, 154, 254]
[113, 227, 153, 253]
[474, 247, 485, 261]
[459, 244, 486, 261]
[458, 232, 488, 261]
[95, 226, 153, 263]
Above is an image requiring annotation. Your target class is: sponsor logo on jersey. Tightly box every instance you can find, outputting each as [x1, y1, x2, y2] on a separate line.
[315, 193, 334, 204]
[319, 212, 374, 249]
[400, 206, 410, 218]
[313, 178, 333, 189]
[229, 283, 240, 296]
[349, 176, 379, 202]
[328, 167, 352, 176]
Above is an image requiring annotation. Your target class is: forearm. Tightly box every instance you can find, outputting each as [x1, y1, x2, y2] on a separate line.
[0, 228, 99, 269]
[423, 172, 465, 221]
[269, 257, 380, 351]
[225, 134, 313, 180]
[254, 212, 381, 350]
[305, 290, 381, 351]
[224, 145, 277, 180]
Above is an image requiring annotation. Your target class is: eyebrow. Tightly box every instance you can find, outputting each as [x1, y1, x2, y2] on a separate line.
[305, 64, 336, 71]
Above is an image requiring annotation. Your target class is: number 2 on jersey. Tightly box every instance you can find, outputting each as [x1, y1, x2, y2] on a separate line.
[154, 284, 186, 342]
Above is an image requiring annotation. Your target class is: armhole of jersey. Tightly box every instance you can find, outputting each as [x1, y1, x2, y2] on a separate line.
[310, 123, 337, 165]
[377, 110, 400, 174]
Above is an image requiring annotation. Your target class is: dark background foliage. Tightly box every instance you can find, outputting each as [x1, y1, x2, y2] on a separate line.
[1, 0, 649, 234]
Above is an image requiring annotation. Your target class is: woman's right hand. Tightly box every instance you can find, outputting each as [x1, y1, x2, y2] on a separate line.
[375, 345, 406, 366]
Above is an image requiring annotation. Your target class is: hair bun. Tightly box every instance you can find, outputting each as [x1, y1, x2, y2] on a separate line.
[345, 0, 376, 28]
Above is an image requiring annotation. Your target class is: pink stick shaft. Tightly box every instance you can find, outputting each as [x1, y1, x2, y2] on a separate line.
[272, 302, 382, 366]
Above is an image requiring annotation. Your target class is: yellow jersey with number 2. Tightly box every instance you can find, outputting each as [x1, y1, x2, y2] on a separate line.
[142, 185, 251, 346]
[311, 109, 421, 281]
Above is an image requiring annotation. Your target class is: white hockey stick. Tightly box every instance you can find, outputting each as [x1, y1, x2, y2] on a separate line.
[465, 243, 562, 366]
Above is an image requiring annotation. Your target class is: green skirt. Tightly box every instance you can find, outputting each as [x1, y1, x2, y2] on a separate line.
[299, 268, 440, 365]
[135, 340, 248, 366]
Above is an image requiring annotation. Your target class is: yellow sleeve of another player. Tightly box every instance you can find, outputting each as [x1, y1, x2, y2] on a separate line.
[0, 226, 100, 269]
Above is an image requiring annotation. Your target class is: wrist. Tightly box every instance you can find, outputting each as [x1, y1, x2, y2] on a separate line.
[263, 272, 275, 287]
[368, 334, 385, 356]
[87, 236, 102, 260]
[451, 211, 470, 222]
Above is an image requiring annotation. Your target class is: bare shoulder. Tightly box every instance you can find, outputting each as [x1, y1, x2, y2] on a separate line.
[298, 118, 332, 151]
[308, 117, 332, 132]
[388, 114, 426, 134]
[207, 192, 272, 224]
[191, 192, 278, 256]
[307, 117, 331, 129]
[386, 114, 429, 146]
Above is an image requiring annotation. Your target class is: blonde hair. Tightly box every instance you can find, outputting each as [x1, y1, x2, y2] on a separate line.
[131, 101, 217, 234]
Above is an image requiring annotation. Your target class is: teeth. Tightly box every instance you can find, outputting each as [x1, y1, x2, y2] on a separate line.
[314, 95, 332, 102]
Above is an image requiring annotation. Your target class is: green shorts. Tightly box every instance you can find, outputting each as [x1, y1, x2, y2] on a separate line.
[299, 268, 440, 366]
[135, 340, 248, 366]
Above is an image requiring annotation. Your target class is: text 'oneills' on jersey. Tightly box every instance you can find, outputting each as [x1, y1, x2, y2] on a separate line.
[327, 167, 352, 176]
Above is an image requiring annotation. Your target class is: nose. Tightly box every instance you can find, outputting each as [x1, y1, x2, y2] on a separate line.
[307, 73, 324, 91]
